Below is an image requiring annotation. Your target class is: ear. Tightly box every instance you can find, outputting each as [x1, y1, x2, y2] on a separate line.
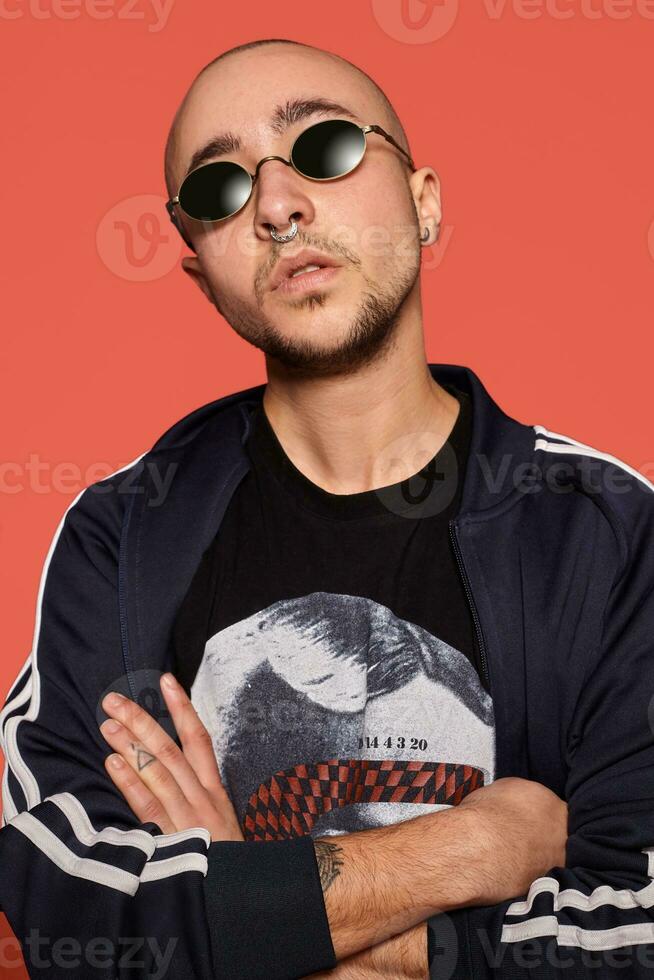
[409, 166, 442, 242]
[181, 255, 216, 305]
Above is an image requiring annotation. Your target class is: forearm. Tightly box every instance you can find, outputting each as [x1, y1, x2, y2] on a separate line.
[314, 804, 480, 960]
[306, 923, 428, 980]
[365, 923, 428, 979]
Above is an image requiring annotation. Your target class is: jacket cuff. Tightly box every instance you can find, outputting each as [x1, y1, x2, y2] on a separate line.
[203, 835, 336, 980]
[428, 907, 473, 979]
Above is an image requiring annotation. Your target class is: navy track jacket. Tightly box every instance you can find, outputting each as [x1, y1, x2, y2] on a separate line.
[2, 363, 654, 979]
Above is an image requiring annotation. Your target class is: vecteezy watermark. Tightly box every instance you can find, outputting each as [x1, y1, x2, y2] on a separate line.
[370, 0, 654, 42]
[6, 449, 647, 507]
[191, 218, 455, 270]
[1, 456, 116, 494]
[98, 200, 453, 278]
[318, 445, 654, 522]
[468, 450, 654, 500]
[0, 455, 178, 507]
[365, 430, 654, 520]
[97, 670, 178, 740]
[0, 929, 177, 977]
[475, 926, 654, 970]
[96, 195, 182, 281]
[428, 912, 459, 980]
[422, 224, 454, 272]
[482, 0, 654, 19]
[371, 0, 460, 43]
[0, 0, 175, 32]
[372, 428, 460, 519]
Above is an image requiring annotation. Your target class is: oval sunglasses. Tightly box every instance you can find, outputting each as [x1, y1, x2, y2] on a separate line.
[165, 118, 416, 250]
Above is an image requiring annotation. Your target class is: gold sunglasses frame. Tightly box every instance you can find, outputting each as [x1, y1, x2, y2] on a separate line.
[165, 120, 416, 251]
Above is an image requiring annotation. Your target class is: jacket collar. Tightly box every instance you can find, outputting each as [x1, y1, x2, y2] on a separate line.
[429, 363, 539, 520]
[125, 363, 539, 677]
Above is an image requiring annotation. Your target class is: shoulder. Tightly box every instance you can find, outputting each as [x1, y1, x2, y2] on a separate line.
[532, 422, 654, 575]
[149, 381, 265, 454]
[69, 382, 264, 533]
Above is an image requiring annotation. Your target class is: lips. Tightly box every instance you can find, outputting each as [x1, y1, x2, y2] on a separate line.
[268, 249, 341, 292]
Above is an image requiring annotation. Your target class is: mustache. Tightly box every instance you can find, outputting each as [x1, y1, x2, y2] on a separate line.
[256, 237, 361, 292]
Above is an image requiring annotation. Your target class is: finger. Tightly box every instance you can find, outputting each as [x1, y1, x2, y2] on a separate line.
[99, 713, 203, 831]
[159, 674, 227, 798]
[103, 752, 176, 834]
[100, 715, 197, 825]
[101, 691, 208, 808]
[159, 677, 244, 840]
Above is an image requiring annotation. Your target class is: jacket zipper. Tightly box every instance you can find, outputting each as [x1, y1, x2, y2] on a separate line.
[449, 519, 490, 691]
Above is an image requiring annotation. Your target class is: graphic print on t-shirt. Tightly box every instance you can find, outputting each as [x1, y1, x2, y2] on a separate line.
[190, 591, 495, 840]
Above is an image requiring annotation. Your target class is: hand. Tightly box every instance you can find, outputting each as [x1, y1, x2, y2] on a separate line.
[99, 673, 243, 841]
[458, 776, 568, 906]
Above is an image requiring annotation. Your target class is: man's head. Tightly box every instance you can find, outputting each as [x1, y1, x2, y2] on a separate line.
[164, 39, 441, 378]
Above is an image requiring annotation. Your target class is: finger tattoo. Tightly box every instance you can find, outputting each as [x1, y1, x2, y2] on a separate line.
[130, 742, 156, 772]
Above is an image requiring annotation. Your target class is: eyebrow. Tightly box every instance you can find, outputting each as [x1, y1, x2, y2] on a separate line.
[183, 96, 363, 178]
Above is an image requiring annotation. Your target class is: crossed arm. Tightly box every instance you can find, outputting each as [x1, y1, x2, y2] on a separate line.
[306, 837, 434, 979]
[99, 678, 432, 977]
[98, 672, 567, 980]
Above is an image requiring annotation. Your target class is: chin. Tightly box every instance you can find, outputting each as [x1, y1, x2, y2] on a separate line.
[268, 320, 351, 354]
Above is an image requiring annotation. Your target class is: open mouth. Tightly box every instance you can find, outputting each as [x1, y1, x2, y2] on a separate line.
[273, 264, 342, 295]
[289, 263, 323, 279]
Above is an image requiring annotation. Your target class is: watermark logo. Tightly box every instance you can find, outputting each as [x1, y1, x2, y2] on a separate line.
[370, 0, 654, 37]
[97, 670, 176, 741]
[0, 455, 178, 507]
[428, 912, 459, 979]
[476, 927, 654, 969]
[422, 224, 454, 272]
[0, 928, 176, 977]
[483, 0, 654, 19]
[373, 428, 459, 518]
[371, 0, 460, 43]
[96, 195, 181, 281]
[0, 0, 175, 32]
[648, 692, 654, 737]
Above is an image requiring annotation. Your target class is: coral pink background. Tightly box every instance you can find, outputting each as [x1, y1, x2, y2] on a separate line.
[1, 0, 653, 968]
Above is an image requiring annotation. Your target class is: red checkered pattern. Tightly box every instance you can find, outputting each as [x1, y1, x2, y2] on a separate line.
[242, 759, 484, 841]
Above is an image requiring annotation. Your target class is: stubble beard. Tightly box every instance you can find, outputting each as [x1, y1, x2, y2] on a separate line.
[215, 258, 421, 380]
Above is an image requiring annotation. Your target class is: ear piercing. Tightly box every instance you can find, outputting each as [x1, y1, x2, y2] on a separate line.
[421, 224, 440, 245]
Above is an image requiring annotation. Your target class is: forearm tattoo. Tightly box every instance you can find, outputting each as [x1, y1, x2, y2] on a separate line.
[314, 840, 344, 894]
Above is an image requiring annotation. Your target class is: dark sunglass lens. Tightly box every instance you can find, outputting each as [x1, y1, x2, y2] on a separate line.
[178, 162, 252, 221]
[291, 119, 366, 179]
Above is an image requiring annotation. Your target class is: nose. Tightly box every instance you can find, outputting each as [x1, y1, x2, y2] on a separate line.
[251, 156, 316, 241]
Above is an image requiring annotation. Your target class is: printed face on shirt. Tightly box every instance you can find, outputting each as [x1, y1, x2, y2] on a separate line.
[190, 592, 495, 839]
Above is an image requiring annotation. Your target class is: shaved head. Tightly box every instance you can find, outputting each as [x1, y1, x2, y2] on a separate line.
[159, 37, 441, 381]
[163, 38, 411, 200]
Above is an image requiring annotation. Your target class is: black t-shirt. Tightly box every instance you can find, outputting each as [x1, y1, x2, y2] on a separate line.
[172, 382, 495, 841]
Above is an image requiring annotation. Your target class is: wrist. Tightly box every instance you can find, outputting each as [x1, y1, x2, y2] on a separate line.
[411, 803, 486, 914]
[315, 803, 485, 961]
[368, 922, 428, 979]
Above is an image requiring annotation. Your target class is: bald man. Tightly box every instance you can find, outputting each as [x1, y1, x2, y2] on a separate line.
[4, 35, 654, 980]
[158, 37, 562, 977]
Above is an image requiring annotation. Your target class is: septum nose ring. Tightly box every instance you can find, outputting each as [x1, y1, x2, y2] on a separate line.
[270, 218, 299, 243]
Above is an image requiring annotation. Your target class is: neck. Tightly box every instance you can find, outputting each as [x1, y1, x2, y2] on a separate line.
[261, 317, 460, 495]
